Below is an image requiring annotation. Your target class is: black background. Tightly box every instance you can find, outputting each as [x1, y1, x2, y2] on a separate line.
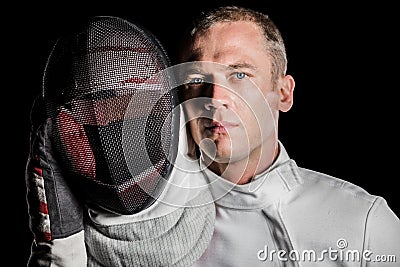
[9, 1, 398, 266]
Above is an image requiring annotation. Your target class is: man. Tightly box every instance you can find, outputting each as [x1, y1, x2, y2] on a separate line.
[178, 6, 400, 266]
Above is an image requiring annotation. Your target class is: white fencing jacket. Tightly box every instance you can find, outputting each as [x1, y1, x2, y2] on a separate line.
[193, 141, 400, 266]
[28, 138, 400, 266]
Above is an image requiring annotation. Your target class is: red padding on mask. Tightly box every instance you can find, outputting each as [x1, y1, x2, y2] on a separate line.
[56, 110, 96, 179]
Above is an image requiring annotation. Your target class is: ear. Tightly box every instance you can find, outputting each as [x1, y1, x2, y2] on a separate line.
[278, 74, 295, 112]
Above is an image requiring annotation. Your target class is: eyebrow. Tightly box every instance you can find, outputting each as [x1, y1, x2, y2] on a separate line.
[227, 62, 257, 71]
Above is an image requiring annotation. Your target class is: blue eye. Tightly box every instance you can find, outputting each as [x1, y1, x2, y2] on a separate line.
[188, 77, 204, 85]
[235, 72, 246, 79]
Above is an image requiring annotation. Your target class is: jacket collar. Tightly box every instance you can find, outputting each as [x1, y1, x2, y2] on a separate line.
[200, 141, 303, 209]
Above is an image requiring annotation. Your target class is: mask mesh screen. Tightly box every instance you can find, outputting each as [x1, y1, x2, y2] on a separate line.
[43, 16, 178, 214]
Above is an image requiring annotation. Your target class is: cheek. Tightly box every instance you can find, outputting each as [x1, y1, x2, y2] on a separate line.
[182, 96, 209, 119]
[243, 89, 279, 118]
[238, 92, 277, 137]
[182, 89, 197, 101]
[265, 91, 279, 110]
[247, 78, 278, 109]
[189, 119, 202, 143]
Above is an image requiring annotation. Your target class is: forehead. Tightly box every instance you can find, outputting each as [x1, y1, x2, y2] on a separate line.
[191, 21, 267, 61]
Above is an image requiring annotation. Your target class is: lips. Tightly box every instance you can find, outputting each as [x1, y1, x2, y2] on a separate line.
[204, 120, 239, 134]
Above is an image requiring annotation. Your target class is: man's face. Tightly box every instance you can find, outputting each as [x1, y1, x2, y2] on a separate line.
[181, 21, 280, 164]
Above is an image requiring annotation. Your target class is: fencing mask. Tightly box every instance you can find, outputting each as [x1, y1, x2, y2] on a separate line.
[42, 16, 179, 215]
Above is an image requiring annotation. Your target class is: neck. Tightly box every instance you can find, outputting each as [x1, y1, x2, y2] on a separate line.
[204, 139, 279, 185]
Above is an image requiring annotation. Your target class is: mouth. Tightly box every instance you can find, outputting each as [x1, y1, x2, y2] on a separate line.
[204, 120, 239, 134]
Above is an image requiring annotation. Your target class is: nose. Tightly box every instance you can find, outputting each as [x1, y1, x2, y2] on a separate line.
[205, 83, 232, 110]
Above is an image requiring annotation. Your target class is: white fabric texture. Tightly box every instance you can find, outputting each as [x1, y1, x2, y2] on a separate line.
[192, 141, 400, 267]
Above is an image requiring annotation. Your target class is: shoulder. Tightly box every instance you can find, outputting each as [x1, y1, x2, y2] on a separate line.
[297, 166, 378, 204]
[293, 166, 399, 224]
[281, 164, 400, 254]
